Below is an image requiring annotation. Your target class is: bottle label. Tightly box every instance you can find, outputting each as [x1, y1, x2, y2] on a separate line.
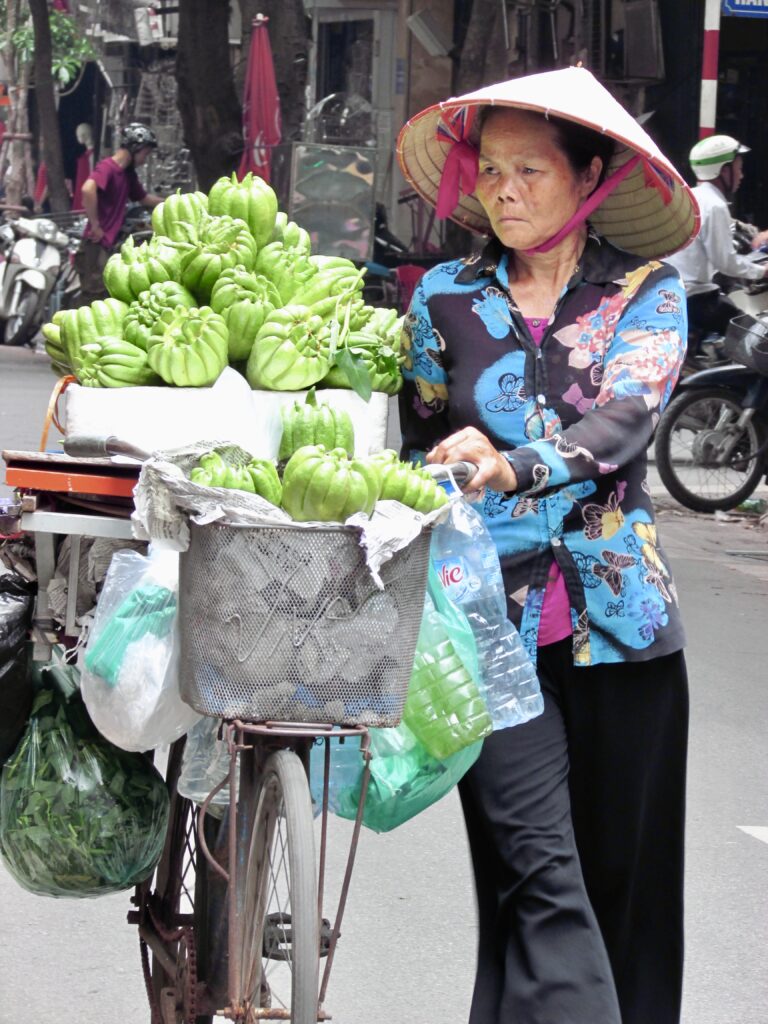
[434, 557, 481, 603]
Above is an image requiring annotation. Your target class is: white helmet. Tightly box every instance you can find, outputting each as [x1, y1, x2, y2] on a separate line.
[689, 135, 750, 181]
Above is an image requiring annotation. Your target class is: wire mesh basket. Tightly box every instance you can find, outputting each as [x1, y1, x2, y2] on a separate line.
[724, 313, 768, 375]
[178, 521, 431, 726]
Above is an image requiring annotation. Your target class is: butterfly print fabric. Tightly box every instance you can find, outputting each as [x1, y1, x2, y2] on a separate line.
[399, 232, 686, 666]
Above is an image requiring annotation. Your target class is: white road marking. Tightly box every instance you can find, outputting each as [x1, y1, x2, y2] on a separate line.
[738, 826, 768, 845]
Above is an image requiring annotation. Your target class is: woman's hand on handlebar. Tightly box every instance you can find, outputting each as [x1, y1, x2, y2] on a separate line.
[426, 427, 518, 493]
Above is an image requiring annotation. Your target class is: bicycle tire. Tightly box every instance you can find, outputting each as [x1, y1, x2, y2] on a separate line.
[239, 749, 319, 1024]
[144, 739, 214, 1024]
[654, 387, 766, 512]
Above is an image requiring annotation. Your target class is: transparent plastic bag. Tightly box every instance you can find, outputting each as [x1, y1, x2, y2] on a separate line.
[402, 572, 492, 761]
[431, 497, 544, 728]
[310, 724, 481, 834]
[0, 684, 169, 898]
[80, 547, 200, 751]
[177, 717, 231, 817]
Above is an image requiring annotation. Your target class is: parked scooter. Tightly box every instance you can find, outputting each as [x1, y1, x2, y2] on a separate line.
[0, 214, 72, 347]
[654, 309, 768, 512]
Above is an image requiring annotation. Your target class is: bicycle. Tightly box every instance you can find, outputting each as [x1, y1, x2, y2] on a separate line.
[56, 434, 474, 1024]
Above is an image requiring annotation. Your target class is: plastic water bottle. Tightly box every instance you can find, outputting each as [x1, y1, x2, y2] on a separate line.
[430, 498, 544, 728]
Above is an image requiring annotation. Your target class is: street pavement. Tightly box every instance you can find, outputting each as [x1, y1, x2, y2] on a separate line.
[0, 344, 766, 1024]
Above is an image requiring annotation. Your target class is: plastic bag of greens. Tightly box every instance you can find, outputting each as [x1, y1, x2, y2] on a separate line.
[80, 547, 199, 752]
[310, 725, 481, 833]
[0, 680, 169, 898]
[0, 571, 35, 764]
[402, 567, 492, 760]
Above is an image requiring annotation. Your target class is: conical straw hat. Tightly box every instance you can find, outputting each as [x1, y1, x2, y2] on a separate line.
[396, 66, 699, 259]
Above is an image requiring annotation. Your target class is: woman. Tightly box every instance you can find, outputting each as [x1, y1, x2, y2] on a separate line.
[396, 67, 699, 1024]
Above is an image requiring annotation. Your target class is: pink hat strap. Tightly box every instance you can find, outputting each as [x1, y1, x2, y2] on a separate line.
[523, 153, 641, 254]
[436, 139, 479, 219]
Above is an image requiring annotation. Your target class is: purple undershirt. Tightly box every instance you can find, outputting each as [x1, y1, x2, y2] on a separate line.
[523, 316, 573, 646]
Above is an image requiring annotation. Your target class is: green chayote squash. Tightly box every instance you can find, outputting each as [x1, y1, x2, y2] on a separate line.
[209, 267, 281, 361]
[278, 387, 355, 461]
[207, 172, 278, 249]
[321, 332, 404, 396]
[365, 306, 400, 336]
[180, 215, 258, 302]
[147, 306, 229, 387]
[245, 459, 282, 506]
[254, 242, 317, 305]
[189, 451, 282, 505]
[41, 311, 71, 373]
[151, 190, 209, 244]
[281, 445, 379, 522]
[370, 455, 449, 513]
[289, 262, 366, 323]
[123, 281, 197, 351]
[246, 306, 332, 391]
[270, 211, 312, 255]
[59, 298, 129, 368]
[190, 451, 255, 492]
[75, 337, 161, 388]
[103, 236, 183, 304]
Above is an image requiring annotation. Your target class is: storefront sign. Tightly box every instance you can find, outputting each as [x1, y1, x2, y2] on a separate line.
[722, 0, 768, 17]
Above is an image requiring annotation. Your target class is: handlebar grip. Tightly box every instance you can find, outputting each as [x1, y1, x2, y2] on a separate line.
[422, 461, 478, 487]
[63, 435, 150, 461]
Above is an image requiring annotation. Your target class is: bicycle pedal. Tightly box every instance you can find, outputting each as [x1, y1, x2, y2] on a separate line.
[320, 917, 334, 958]
[263, 911, 292, 960]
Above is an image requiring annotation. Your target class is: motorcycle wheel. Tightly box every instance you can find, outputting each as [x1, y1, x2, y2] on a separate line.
[654, 387, 766, 512]
[4, 287, 38, 347]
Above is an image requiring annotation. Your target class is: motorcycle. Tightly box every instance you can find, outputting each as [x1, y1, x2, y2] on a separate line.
[0, 214, 72, 347]
[679, 224, 768, 378]
[654, 309, 768, 512]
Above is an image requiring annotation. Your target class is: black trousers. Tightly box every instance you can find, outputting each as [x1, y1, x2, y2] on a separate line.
[459, 640, 688, 1024]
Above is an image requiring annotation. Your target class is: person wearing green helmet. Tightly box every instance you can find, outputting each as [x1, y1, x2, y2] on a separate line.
[666, 134, 768, 350]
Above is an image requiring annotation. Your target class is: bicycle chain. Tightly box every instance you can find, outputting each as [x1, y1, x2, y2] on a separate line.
[140, 934, 164, 1024]
[142, 904, 198, 1024]
[179, 925, 199, 1024]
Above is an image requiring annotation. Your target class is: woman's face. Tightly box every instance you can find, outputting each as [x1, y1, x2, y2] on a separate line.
[474, 108, 602, 251]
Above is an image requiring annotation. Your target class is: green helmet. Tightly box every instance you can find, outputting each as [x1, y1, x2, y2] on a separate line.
[689, 135, 749, 181]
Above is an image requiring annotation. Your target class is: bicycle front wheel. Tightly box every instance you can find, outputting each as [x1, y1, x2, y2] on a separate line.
[239, 749, 319, 1023]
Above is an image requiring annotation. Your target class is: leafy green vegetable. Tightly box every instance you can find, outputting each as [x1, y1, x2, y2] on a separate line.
[0, 688, 169, 898]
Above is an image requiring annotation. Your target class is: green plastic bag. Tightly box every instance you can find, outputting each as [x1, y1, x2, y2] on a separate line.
[314, 725, 481, 834]
[0, 669, 169, 899]
[402, 568, 492, 761]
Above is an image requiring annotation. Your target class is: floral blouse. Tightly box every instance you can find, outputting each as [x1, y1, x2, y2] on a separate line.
[399, 232, 687, 667]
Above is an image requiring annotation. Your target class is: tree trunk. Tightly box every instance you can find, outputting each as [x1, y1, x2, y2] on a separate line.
[175, 0, 244, 191]
[454, 0, 505, 94]
[28, 0, 70, 213]
[237, 0, 311, 143]
[0, 0, 35, 207]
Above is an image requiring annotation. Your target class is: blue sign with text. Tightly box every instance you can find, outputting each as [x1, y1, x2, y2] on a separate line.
[722, 0, 768, 17]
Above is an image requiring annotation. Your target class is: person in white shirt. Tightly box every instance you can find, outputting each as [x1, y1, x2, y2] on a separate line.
[666, 135, 768, 348]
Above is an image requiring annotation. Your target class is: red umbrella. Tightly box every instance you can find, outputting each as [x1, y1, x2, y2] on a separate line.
[238, 13, 281, 183]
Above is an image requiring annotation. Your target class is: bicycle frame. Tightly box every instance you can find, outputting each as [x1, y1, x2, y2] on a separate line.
[193, 720, 373, 1022]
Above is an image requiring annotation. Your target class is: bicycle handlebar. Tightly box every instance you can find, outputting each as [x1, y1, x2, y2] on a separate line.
[422, 460, 478, 487]
[63, 435, 151, 461]
[62, 436, 479, 488]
